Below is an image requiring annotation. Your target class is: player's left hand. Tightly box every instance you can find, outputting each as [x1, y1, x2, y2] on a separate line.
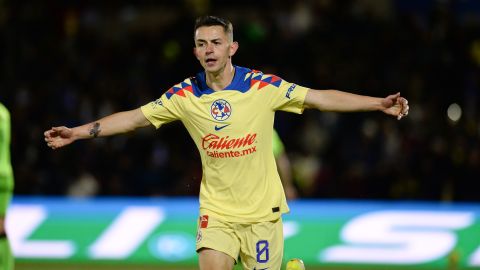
[381, 92, 409, 120]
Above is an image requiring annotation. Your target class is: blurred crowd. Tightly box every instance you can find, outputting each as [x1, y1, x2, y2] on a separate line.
[1, 0, 479, 202]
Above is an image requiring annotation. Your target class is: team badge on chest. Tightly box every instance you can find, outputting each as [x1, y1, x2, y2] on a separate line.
[210, 99, 232, 121]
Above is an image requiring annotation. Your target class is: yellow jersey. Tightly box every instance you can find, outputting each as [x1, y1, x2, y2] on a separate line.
[141, 66, 308, 222]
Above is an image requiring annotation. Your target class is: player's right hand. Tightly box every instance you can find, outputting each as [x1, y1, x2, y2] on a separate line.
[44, 126, 74, 149]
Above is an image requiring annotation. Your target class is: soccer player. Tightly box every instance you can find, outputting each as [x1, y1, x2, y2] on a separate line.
[0, 102, 14, 270]
[273, 129, 297, 200]
[44, 16, 409, 270]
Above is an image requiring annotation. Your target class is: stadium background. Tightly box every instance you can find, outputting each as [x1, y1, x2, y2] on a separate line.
[1, 0, 480, 269]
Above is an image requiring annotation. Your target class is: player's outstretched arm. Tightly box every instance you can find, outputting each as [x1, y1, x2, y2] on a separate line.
[44, 108, 151, 149]
[304, 89, 409, 120]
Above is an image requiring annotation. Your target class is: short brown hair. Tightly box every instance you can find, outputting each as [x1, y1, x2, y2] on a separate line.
[194, 15, 233, 42]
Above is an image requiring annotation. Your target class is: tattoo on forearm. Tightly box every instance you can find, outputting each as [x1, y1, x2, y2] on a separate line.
[89, 122, 101, 138]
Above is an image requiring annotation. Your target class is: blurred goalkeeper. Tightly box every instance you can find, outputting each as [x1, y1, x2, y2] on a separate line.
[44, 15, 409, 270]
[0, 102, 14, 270]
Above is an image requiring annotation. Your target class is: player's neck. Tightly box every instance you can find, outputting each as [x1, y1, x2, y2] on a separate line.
[205, 64, 235, 91]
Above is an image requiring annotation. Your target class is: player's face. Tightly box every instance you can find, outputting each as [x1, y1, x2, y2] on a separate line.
[194, 26, 238, 74]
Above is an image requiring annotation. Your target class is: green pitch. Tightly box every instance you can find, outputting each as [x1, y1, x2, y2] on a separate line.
[15, 262, 348, 270]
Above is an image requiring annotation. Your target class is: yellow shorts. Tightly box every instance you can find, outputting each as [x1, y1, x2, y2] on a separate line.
[196, 215, 283, 270]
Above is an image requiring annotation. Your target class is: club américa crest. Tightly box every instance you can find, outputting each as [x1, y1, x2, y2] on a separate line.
[210, 99, 232, 121]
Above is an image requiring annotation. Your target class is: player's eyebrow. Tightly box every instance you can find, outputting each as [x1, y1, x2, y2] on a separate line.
[196, 38, 222, 43]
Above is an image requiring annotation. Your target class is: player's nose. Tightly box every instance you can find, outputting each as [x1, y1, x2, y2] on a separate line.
[206, 43, 214, 53]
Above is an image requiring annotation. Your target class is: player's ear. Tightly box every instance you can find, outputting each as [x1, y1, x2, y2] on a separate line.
[229, 41, 239, 57]
[193, 47, 200, 60]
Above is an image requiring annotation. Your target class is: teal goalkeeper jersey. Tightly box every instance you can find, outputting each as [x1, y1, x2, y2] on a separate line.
[0, 102, 14, 192]
[141, 66, 309, 222]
